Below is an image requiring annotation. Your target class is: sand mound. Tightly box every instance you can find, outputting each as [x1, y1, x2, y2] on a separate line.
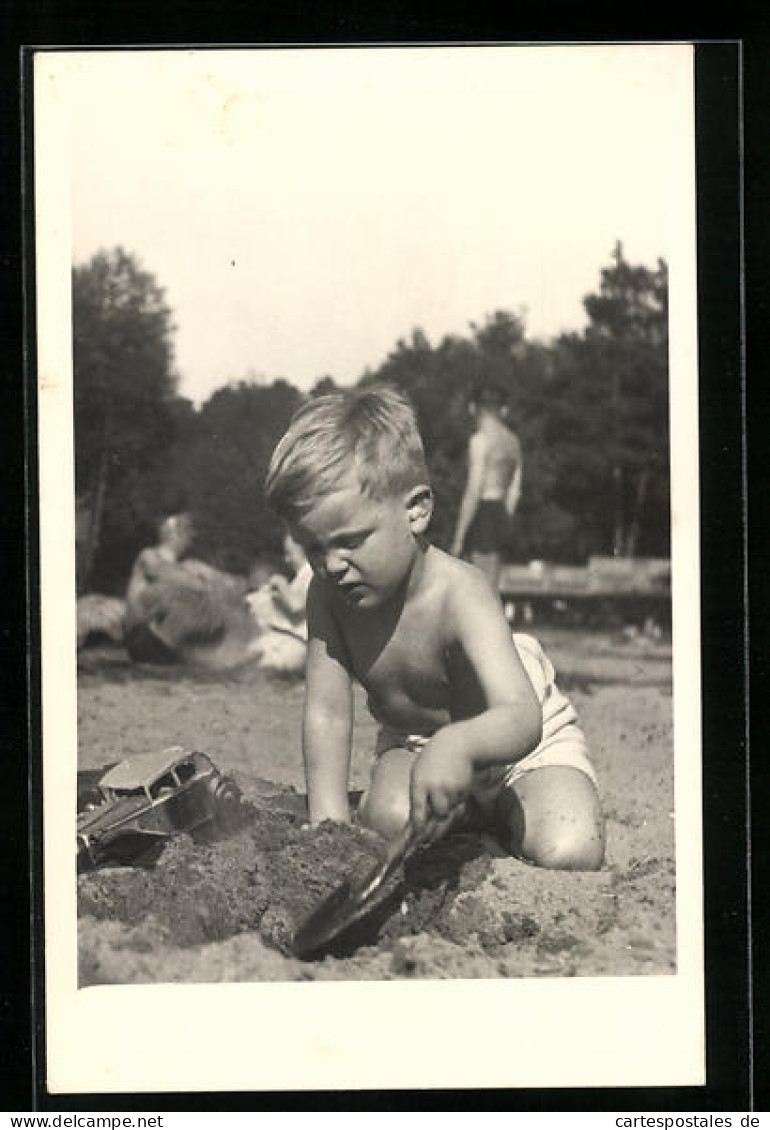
[78, 775, 675, 984]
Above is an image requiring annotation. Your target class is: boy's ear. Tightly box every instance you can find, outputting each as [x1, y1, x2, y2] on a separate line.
[404, 485, 433, 534]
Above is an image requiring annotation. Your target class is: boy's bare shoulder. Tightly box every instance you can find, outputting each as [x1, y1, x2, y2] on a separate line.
[429, 548, 500, 610]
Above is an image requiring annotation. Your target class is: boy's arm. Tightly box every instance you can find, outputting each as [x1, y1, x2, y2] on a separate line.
[410, 569, 542, 828]
[450, 432, 486, 557]
[303, 577, 354, 824]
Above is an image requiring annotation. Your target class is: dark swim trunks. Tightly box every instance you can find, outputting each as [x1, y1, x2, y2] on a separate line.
[124, 622, 180, 665]
[466, 499, 508, 554]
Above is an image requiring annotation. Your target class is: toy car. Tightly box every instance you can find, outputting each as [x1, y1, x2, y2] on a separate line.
[77, 746, 242, 871]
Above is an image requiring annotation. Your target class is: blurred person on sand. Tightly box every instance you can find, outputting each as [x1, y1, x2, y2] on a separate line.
[265, 385, 604, 869]
[246, 531, 312, 675]
[450, 383, 522, 592]
[123, 512, 248, 664]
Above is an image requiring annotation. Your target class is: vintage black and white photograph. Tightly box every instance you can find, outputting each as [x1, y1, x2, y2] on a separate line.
[36, 44, 704, 1092]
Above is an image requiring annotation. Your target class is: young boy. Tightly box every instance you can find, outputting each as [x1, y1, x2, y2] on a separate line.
[265, 386, 604, 869]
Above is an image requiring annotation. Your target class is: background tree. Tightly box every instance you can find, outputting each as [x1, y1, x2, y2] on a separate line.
[73, 248, 178, 590]
[546, 243, 670, 558]
[165, 379, 303, 574]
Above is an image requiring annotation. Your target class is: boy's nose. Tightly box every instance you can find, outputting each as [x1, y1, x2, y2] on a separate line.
[323, 550, 348, 580]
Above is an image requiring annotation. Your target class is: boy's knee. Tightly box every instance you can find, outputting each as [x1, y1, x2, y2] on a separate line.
[529, 823, 605, 871]
[358, 787, 410, 841]
[357, 746, 414, 842]
[501, 766, 605, 871]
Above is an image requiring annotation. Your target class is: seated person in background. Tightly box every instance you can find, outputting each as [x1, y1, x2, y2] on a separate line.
[124, 513, 195, 663]
[247, 559, 273, 593]
[76, 594, 127, 651]
[124, 513, 247, 663]
[247, 532, 312, 675]
[267, 531, 313, 638]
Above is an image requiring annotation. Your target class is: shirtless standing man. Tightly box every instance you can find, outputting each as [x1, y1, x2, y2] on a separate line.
[450, 384, 522, 591]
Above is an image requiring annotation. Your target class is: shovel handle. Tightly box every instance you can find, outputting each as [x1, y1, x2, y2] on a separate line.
[357, 815, 442, 904]
[356, 821, 415, 904]
[383, 813, 443, 869]
[384, 818, 420, 867]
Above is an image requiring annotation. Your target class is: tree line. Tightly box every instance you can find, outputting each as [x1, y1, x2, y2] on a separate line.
[73, 243, 670, 595]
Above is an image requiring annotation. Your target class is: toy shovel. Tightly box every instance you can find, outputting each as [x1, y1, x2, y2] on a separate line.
[292, 818, 429, 959]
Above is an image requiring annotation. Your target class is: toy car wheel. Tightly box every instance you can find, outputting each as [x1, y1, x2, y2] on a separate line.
[77, 787, 104, 813]
[209, 777, 242, 833]
[77, 841, 96, 873]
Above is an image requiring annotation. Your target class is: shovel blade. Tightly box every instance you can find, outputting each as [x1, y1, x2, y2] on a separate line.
[291, 880, 360, 959]
[292, 821, 418, 959]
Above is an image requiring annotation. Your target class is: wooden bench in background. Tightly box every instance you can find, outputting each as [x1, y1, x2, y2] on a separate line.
[498, 557, 671, 628]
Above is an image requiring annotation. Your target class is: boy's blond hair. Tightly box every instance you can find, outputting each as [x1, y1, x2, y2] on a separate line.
[265, 384, 429, 520]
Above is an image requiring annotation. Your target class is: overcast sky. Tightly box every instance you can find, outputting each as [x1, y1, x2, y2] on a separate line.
[62, 45, 690, 404]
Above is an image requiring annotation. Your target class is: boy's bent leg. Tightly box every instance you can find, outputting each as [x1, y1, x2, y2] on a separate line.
[357, 747, 415, 841]
[359, 744, 480, 843]
[496, 765, 605, 870]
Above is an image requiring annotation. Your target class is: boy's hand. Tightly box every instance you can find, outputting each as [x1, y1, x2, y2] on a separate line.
[409, 730, 475, 831]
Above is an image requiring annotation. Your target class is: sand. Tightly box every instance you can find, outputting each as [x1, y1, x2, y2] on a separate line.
[76, 629, 675, 983]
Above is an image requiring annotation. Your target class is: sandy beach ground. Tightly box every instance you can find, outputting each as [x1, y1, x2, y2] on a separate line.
[76, 628, 675, 983]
